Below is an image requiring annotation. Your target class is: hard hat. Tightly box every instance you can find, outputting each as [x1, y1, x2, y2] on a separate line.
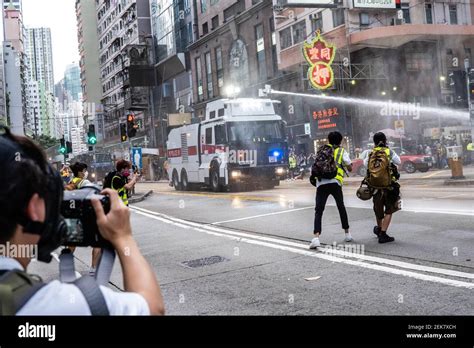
[356, 184, 372, 201]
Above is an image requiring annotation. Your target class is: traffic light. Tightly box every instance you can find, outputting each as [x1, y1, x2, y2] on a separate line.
[120, 123, 127, 142]
[127, 113, 138, 138]
[59, 138, 66, 154]
[87, 124, 97, 145]
[66, 141, 72, 154]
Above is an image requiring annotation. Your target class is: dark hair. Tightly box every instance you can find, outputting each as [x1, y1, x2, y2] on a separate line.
[373, 132, 387, 147]
[116, 159, 131, 172]
[0, 132, 48, 243]
[71, 162, 88, 177]
[328, 131, 343, 146]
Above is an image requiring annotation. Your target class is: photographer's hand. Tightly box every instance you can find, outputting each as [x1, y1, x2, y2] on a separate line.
[92, 190, 165, 315]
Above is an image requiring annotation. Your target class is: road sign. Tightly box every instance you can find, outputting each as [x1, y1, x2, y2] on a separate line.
[394, 120, 405, 134]
[304, 123, 311, 135]
[131, 147, 142, 169]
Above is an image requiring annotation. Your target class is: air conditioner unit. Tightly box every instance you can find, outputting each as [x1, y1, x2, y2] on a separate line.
[444, 95, 454, 104]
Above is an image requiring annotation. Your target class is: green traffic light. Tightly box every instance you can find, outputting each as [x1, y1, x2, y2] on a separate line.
[60, 147, 66, 154]
[88, 136, 97, 145]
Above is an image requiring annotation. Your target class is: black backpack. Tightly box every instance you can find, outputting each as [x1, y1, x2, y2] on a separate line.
[311, 145, 338, 182]
[103, 171, 118, 189]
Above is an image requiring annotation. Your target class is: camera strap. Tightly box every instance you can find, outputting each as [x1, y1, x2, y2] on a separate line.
[94, 248, 116, 286]
[59, 248, 77, 283]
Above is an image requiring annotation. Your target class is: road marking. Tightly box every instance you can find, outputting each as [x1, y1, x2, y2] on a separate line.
[51, 252, 82, 279]
[130, 206, 474, 288]
[421, 171, 444, 179]
[304, 276, 321, 281]
[210, 206, 314, 225]
[148, 190, 280, 202]
[437, 193, 467, 199]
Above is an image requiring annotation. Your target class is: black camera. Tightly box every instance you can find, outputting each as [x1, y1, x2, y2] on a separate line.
[61, 187, 112, 248]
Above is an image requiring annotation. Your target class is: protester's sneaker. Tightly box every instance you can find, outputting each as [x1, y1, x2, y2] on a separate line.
[344, 233, 353, 242]
[373, 226, 381, 237]
[309, 237, 321, 249]
[378, 233, 395, 244]
[89, 267, 96, 276]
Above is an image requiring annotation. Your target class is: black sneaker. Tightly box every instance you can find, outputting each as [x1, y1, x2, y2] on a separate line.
[378, 233, 395, 243]
[373, 226, 381, 237]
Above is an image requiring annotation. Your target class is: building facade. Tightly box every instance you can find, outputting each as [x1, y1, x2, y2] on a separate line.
[189, 0, 280, 120]
[76, 0, 104, 142]
[95, 0, 152, 152]
[272, 0, 474, 154]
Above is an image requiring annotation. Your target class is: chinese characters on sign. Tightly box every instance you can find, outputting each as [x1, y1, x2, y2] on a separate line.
[313, 107, 339, 130]
[302, 31, 336, 90]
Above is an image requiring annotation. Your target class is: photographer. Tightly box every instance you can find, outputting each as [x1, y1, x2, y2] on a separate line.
[0, 128, 164, 315]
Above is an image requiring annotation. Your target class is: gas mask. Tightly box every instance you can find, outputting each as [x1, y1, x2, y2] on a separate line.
[0, 127, 67, 263]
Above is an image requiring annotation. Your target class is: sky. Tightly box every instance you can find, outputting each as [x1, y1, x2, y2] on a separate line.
[22, 0, 80, 84]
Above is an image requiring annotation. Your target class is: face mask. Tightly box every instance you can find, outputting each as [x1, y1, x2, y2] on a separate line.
[123, 171, 130, 177]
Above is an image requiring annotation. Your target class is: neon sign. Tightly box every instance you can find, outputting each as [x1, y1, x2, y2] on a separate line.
[302, 31, 336, 90]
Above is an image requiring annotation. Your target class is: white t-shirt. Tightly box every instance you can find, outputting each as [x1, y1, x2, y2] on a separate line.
[0, 257, 150, 315]
[316, 148, 352, 188]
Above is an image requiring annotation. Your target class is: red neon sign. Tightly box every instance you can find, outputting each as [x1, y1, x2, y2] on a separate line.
[302, 31, 336, 90]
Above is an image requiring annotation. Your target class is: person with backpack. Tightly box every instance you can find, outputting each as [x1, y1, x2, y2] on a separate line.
[103, 160, 139, 207]
[309, 131, 353, 249]
[364, 132, 401, 243]
[0, 127, 164, 315]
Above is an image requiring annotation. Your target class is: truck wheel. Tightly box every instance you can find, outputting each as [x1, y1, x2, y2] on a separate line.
[403, 161, 416, 174]
[210, 169, 221, 192]
[181, 170, 189, 191]
[172, 170, 181, 191]
[418, 167, 429, 173]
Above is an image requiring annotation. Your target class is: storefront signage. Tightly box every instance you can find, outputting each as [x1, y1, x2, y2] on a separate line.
[302, 31, 336, 90]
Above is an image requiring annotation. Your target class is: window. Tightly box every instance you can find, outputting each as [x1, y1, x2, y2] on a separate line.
[205, 127, 212, 144]
[311, 12, 323, 33]
[210, 110, 216, 119]
[202, 22, 208, 35]
[425, 3, 433, 24]
[212, 15, 218, 29]
[292, 21, 306, 45]
[215, 124, 226, 144]
[255, 24, 267, 81]
[223, 0, 245, 21]
[215, 47, 224, 90]
[359, 12, 369, 26]
[188, 22, 193, 43]
[218, 108, 225, 117]
[332, 8, 345, 27]
[279, 27, 292, 50]
[200, 0, 206, 13]
[401, 3, 411, 23]
[205, 52, 213, 98]
[405, 52, 433, 71]
[270, 17, 278, 75]
[449, 5, 457, 25]
[196, 57, 203, 101]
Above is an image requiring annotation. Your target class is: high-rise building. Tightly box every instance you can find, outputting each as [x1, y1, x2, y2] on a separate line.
[3, 2, 28, 135]
[63, 63, 81, 102]
[24, 27, 56, 138]
[94, 0, 151, 150]
[76, 0, 103, 142]
[25, 28, 55, 94]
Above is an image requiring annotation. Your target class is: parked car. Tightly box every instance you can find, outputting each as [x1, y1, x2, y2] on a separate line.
[352, 149, 433, 176]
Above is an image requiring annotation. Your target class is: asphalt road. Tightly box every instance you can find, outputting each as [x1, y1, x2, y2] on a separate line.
[29, 170, 474, 315]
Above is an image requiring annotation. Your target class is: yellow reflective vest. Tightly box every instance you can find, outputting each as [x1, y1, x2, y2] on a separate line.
[112, 175, 128, 206]
[329, 145, 346, 185]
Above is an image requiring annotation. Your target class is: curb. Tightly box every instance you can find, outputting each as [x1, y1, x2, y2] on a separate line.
[443, 179, 474, 186]
[129, 190, 153, 204]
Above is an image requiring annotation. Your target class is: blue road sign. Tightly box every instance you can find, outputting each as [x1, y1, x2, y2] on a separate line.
[131, 147, 142, 169]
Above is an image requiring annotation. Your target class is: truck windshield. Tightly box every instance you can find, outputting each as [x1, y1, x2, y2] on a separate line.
[228, 121, 283, 143]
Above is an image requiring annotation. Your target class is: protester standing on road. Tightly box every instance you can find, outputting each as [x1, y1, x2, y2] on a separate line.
[112, 160, 139, 206]
[364, 132, 401, 243]
[309, 131, 353, 249]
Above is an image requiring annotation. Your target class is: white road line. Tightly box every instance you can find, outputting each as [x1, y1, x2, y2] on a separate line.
[437, 193, 467, 199]
[51, 252, 82, 279]
[210, 206, 314, 225]
[130, 206, 474, 288]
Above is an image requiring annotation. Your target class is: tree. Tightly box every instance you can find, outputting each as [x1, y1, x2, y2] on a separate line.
[32, 134, 60, 150]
